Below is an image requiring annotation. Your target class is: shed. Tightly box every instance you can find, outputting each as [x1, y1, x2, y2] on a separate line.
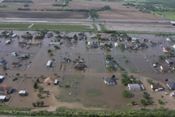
[0, 95, 6, 101]
[0, 76, 4, 80]
[128, 84, 141, 91]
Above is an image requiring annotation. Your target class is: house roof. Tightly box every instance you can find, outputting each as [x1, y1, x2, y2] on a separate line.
[160, 66, 169, 70]
[44, 77, 55, 84]
[128, 84, 141, 90]
[167, 81, 175, 90]
[75, 62, 86, 68]
[163, 46, 171, 51]
[0, 85, 12, 94]
[104, 77, 116, 85]
[151, 84, 163, 89]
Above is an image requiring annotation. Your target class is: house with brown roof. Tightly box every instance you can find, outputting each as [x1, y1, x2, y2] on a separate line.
[151, 84, 164, 91]
[160, 65, 169, 72]
[163, 46, 171, 53]
[44, 77, 55, 85]
[0, 85, 12, 94]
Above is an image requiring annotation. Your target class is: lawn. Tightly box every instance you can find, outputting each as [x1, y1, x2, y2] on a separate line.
[156, 12, 175, 21]
[0, 23, 31, 29]
[0, 23, 94, 31]
[31, 23, 92, 31]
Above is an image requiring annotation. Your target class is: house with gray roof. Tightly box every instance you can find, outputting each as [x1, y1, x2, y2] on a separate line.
[166, 81, 175, 90]
[103, 77, 116, 85]
[128, 84, 141, 91]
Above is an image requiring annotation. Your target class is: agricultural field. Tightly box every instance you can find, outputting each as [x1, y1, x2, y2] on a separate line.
[0, 0, 161, 20]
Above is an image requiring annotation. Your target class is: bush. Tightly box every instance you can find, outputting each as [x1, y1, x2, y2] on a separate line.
[122, 90, 132, 98]
[147, 78, 153, 84]
[158, 99, 164, 105]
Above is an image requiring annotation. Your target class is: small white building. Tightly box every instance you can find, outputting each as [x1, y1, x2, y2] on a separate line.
[46, 60, 52, 67]
[128, 84, 141, 91]
[0, 95, 6, 101]
[11, 52, 18, 56]
[19, 90, 27, 96]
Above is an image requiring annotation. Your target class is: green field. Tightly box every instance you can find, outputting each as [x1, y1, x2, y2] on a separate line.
[156, 12, 175, 21]
[0, 23, 31, 29]
[0, 23, 94, 32]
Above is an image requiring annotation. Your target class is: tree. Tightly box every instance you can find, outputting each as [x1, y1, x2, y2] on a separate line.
[147, 79, 153, 84]
[2, 65, 7, 70]
[16, 73, 20, 77]
[122, 90, 132, 98]
[32, 102, 36, 107]
[37, 93, 41, 98]
[120, 44, 125, 51]
[140, 99, 147, 106]
[54, 73, 58, 77]
[112, 75, 115, 78]
[33, 82, 38, 89]
[73, 34, 78, 40]
[36, 101, 40, 107]
[54, 45, 60, 50]
[158, 99, 164, 105]
[159, 55, 166, 61]
[40, 101, 44, 107]
[131, 100, 135, 105]
[125, 60, 129, 64]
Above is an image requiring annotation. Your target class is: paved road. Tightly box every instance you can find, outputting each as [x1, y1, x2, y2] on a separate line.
[0, 17, 171, 25]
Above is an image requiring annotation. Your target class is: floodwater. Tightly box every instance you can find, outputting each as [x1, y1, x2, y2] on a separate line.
[0, 30, 174, 109]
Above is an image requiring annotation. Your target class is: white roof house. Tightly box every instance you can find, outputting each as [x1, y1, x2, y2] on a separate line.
[128, 84, 141, 91]
[19, 90, 26, 95]
[0, 95, 6, 101]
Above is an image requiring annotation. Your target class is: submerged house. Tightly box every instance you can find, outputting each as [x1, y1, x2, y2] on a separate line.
[166, 81, 175, 90]
[74, 61, 86, 70]
[0, 59, 7, 66]
[0, 85, 12, 94]
[44, 77, 55, 85]
[103, 77, 116, 85]
[128, 84, 141, 91]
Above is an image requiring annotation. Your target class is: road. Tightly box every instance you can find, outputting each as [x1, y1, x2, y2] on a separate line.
[0, 17, 171, 25]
